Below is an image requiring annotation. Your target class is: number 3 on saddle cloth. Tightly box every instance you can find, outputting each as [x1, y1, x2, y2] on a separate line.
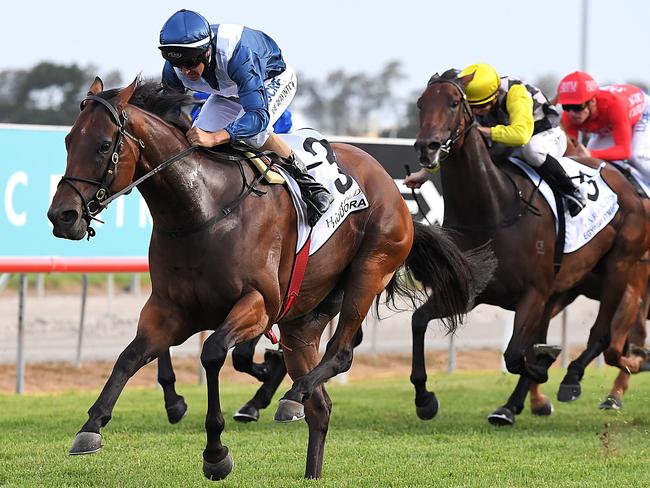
[253, 128, 370, 325]
[509, 156, 619, 254]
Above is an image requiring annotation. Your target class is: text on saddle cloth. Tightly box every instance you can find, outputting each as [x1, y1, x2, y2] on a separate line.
[508, 156, 619, 253]
[277, 128, 369, 256]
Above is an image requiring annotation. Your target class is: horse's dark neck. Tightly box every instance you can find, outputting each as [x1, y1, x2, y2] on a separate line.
[441, 128, 516, 230]
[130, 111, 239, 233]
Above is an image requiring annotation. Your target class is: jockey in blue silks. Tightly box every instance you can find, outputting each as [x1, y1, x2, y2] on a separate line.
[159, 9, 332, 225]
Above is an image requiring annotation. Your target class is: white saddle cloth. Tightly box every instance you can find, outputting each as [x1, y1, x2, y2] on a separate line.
[277, 129, 369, 255]
[509, 157, 619, 253]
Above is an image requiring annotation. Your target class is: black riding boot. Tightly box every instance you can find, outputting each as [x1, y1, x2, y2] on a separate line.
[537, 155, 586, 217]
[281, 152, 334, 226]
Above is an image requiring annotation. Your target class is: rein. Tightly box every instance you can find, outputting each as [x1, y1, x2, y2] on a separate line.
[60, 95, 278, 239]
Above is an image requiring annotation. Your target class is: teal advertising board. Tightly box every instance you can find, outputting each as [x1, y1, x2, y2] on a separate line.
[0, 124, 151, 257]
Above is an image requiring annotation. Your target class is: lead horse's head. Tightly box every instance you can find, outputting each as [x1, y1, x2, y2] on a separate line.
[414, 69, 476, 171]
[47, 77, 144, 240]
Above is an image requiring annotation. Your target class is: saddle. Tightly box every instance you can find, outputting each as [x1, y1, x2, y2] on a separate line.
[611, 162, 647, 198]
[201, 144, 286, 185]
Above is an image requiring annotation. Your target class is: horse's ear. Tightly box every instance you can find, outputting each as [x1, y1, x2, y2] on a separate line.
[87, 77, 104, 96]
[114, 76, 139, 109]
[458, 71, 475, 88]
[427, 73, 440, 86]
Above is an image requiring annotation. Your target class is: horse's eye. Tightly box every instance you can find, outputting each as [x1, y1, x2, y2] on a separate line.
[99, 141, 112, 153]
[450, 100, 460, 108]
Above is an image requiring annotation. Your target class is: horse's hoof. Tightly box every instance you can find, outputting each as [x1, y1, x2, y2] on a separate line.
[415, 392, 440, 420]
[69, 432, 102, 455]
[233, 403, 260, 423]
[533, 344, 562, 360]
[598, 396, 622, 410]
[274, 399, 305, 423]
[531, 400, 554, 416]
[487, 407, 515, 426]
[557, 383, 581, 402]
[203, 453, 234, 481]
[166, 397, 188, 424]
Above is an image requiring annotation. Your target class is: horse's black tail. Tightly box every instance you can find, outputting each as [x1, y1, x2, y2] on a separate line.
[383, 221, 497, 334]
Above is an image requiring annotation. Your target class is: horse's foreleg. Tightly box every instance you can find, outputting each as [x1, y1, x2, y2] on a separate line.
[490, 289, 552, 426]
[410, 303, 439, 420]
[157, 349, 188, 424]
[70, 303, 181, 455]
[232, 336, 269, 381]
[599, 369, 630, 410]
[201, 291, 270, 481]
[604, 270, 648, 374]
[233, 348, 287, 423]
[529, 382, 553, 416]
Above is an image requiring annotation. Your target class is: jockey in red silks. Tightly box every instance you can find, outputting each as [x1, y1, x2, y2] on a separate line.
[557, 71, 650, 183]
[158, 9, 332, 225]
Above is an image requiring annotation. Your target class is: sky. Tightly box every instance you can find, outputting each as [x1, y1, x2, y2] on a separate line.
[6, 0, 650, 98]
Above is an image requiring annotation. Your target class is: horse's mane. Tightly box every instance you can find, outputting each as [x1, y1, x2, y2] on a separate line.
[98, 80, 194, 129]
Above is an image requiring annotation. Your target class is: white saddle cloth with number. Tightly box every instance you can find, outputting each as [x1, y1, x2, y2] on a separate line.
[509, 157, 619, 253]
[276, 128, 369, 255]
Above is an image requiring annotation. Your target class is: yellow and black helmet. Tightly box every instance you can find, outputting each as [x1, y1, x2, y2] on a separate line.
[459, 63, 501, 106]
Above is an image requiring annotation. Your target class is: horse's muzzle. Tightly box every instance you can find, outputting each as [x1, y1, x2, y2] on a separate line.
[47, 205, 87, 240]
[414, 139, 441, 170]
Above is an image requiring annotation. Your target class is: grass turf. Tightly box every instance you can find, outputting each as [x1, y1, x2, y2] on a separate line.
[1, 369, 649, 487]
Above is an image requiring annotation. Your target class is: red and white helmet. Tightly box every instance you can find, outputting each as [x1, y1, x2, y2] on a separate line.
[557, 71, 599, 105]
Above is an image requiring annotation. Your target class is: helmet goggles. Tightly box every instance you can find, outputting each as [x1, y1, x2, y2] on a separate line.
[159, 46, 207, 68]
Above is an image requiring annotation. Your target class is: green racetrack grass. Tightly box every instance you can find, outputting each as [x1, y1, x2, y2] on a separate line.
[1, 369, 649, 487]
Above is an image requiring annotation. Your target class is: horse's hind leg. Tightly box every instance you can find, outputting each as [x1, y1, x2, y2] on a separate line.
[69, 302, 186, 455]
[410, 303, 440, 420]
[276, 291, 342, 479]
[276, 263, 395, 414]
[233, 346, 287, 423]
[557, 316, 610, 402]
[490, 290, 556, 426]
[157, 349, 188, 424]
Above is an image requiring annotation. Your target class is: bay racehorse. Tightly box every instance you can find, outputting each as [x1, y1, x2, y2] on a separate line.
[411, 70, 650, 426]
[47, 77, 494, 480]
[528, 138, 650, 411]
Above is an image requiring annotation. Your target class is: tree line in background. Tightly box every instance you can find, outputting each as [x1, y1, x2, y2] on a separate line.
[0, 62, 121, 126]
[1, 61, 647, 137]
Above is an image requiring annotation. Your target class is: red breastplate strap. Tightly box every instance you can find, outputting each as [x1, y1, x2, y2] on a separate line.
[266, 236, 312, 344]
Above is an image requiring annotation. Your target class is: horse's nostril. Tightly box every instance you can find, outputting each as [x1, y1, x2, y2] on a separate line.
[428, 142, 441, 151]
[60, 210, 78, 224]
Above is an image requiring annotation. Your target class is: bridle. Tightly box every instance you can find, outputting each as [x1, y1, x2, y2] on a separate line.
[424, 76, 478, 160]
[58, 95, 146, 238]
[422, 76, 542, 231]
[57, 93, 278, 240]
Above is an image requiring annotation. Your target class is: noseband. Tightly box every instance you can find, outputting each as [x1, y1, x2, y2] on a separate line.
[425, 77, 477, 159]
[58, 95, 145, 238]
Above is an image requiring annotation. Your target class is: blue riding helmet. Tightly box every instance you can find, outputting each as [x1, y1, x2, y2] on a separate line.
[159, 9, 212, 68]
